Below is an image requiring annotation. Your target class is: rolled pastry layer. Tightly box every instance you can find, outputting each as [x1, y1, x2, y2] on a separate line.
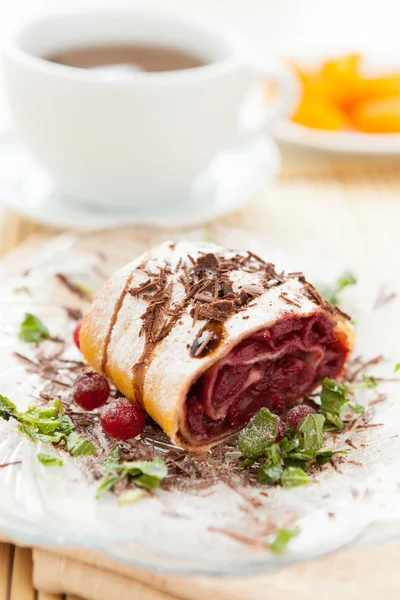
[80, 241, 353, 451]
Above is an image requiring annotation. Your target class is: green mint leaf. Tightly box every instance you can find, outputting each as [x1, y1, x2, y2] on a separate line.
[75, 282, 93, 296]
[284, 450, 316, 462]
[345, 375, 377, 393]
[270, 527, 300, 554]
[201, 232, 213, 242]
[20, 414, 62, 435]
[96, 456, 168, 498]
[238, 408, 278, 460]
[18, 423, 64, 444]
[18, 405, 74, 441]
[279, 436, 299, 454]
[317, 271, 357, 305]
[50, 398, 64, 415]
[96, 471, 123, 499]
[257, 444, 283, 483]
[297, 413, 325, 451]
[258, 462, 283, 484]
[1, 392, 73, 447]
[362, 374, 377, 388]
[66, 432, 97, 457]
[348, 403, 365, 417]
[315, 447, 335, 459]
[265, 443, 282, 466]
[37, 452, 63, 467]
[395, 364, 400, 373]
[281, 466, 312, 488]
[122, 456, 168, 490]
[134, 474, 163, 489]
[101, 445, 121, 469]
[19, 313, 51, 343]
[117, 489, 145, 505]
[324, 413, 344, 430]
[336, 271, 357, 292]
[0, 395, 18, 422]
[58, 415, 75, 436]
[240, 457, 255, 469]
[34, 406, 59, 419]
[315, 447, 348, 465]
[320, 378, 350, 429]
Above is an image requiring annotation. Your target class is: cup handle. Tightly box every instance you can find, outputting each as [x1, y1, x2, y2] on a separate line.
[241, 59, 299, 136]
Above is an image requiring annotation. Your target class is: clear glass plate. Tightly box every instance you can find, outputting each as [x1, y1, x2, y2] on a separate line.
[0, 226, 399, 576]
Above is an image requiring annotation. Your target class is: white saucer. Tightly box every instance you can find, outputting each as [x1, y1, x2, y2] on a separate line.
[0, 130, 280, 230]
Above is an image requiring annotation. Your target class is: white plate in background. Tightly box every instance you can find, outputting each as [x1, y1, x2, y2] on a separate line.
[273, 50, 400, 155]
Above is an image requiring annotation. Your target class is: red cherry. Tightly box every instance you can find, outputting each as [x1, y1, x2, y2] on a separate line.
[73, 372, 110, 410]
[286, 405, 316, 431]
[73, 321, 82, 350]
[274, 414, 286, 441]
[100, 398, 145, 440]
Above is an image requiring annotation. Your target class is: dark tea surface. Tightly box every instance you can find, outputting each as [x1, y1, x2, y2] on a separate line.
[46, 44, 208, 72]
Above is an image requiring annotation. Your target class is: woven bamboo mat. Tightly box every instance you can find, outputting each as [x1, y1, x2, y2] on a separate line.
[1, 151, 400, 599]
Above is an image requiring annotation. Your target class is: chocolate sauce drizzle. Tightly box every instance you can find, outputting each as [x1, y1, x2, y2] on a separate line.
[190, 321, 224, 358]
[100, 270, 136, 373]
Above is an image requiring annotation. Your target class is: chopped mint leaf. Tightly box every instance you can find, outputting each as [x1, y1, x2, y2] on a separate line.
[201, 232, 213, 242]
[258, 462, 283, 484]
[0, 395, 18, 421]
[265, 443, 282, 465]
[19, 313, 50, 343]
[75, 282, 93, 296]
[320, 378, 350, 429]
[238, 408, 278, 459]
[284, 450, 316, 462]
[66, 432, 97, 457]
[21, 414, 62, 435]
[362, 374, 377, 388]
[96, 456, 168, 499]
[316, 447, 347, 465]
[348, 403, 365, 417]
[50, 398, 64, 415]
[18, 423, 60, 444]
[269, 527, 300, 554]
[123, 457, 168, 489]
[395, 364, 400, 373]
[0, 395, 97, 458]
[240, 457, 255, 469]
[318, 271, 356, 305]
[281, 466, 312, 488]
[101, 445, 121, 469]
[278, 436, 299, 455]
[345, 374, 377, 393]
[257, 445, 283, 483]
[117, 489, 145, 505]
[297, 413, 325, 451]
[95, 471, 123, 499]
[37, 452, 63, 467]
[337, 271, 357, 291]
[324, 412, 344, 430]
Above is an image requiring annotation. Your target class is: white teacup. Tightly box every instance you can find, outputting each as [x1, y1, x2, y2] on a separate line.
[3, 11, 297, 209]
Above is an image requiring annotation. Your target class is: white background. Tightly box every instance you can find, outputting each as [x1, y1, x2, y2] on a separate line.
[1, 0, 400, 53]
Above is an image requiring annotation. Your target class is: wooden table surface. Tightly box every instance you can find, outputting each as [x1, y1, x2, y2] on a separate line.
[1, 151, 400, 599]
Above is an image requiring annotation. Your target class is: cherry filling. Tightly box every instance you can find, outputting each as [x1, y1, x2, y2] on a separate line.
[183, 313, 349, 444]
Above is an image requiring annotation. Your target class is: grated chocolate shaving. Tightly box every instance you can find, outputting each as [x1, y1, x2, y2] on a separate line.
[55, 273, 91, 300]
